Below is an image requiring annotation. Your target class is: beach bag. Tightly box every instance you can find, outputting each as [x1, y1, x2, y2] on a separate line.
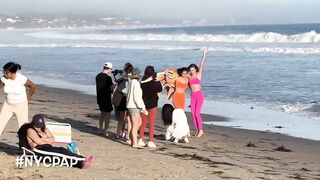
[112, 90, 123, 107]
[67, 141, 80, 155]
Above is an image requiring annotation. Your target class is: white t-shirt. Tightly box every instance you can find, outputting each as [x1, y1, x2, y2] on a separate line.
[1, 73, 28, 104]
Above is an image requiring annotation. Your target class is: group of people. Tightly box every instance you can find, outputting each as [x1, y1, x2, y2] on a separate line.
[95, 48, 208, 148]
[0, 62, 94, 168]
[0, 47, 208, 168]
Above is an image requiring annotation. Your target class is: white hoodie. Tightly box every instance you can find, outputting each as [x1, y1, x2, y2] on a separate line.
[126, 79, 146, 110]
[166, 109, 190, 140]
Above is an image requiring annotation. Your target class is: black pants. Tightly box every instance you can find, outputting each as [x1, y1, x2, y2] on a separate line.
[33, 144, 85, 168]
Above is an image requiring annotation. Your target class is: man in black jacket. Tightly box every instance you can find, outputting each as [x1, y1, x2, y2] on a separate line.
[95, 62, 115, 136]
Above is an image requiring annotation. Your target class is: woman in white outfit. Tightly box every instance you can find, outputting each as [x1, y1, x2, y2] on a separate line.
[0, 62, 36, 136]
[162, 104, 190, 143]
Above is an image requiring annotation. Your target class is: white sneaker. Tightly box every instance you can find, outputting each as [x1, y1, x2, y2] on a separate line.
[138, 139, 146, 146]
[122, 132, 126, 138]
[125, 139, 131, 145]
[147, 141, 157, 148]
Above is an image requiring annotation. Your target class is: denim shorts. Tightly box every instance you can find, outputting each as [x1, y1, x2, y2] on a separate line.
[127, 108, 141, 115]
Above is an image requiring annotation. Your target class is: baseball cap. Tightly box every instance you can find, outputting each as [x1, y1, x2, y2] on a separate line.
[104, 62, 113, 69]
[32, 114, 46, 128]
[131, 68, 141, 75]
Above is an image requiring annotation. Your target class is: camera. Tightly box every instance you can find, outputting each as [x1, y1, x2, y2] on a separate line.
[112, 69, 125, 84]
[112, 69, 123, 76]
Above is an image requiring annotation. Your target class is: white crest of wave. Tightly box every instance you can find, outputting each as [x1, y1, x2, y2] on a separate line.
[0, 43, 191, 50]
[1, 43, 320, 54]
[27, 30, 320, 43]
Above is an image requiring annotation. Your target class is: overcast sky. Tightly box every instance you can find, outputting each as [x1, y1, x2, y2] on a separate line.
[1, 0, 320, 25]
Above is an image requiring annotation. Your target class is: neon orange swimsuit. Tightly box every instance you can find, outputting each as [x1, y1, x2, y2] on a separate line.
[172, 78, 188, 109]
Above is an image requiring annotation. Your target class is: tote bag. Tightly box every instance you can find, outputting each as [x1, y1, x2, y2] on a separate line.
[112, 90, 123, 107]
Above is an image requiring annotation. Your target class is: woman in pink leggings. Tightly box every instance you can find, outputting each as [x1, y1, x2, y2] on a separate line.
[188, 48, 208, 137]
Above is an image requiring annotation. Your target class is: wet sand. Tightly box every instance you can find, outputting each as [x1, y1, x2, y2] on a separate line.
[0, 85, 320, 180]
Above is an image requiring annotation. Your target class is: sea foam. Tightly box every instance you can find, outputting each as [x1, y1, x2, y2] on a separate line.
[27, 30, 320, 43]
[1, 43, 320, 54]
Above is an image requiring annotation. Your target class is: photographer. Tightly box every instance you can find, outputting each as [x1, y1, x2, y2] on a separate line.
[112, 63, 133, 140]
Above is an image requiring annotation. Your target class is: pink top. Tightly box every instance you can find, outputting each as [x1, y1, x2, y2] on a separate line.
[189, 78, 201, 85]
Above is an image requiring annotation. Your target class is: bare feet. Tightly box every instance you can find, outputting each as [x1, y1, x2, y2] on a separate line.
[82, 156, 95, 169]
[196, 130, 203, 137]
[184, 137, 189, 143]
[194, 131, 199, 137]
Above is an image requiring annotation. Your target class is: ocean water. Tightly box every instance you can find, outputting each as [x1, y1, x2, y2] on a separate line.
[0, 24, 320, 140]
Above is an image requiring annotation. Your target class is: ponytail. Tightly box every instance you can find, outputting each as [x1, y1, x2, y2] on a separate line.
[3, 62, 22, 73]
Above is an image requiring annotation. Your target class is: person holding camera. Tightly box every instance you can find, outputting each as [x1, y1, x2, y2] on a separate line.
[95, 62, 115, 136]
[112, 63, 133, 140]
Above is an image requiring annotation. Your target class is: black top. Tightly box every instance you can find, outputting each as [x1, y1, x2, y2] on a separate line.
[95, 73, 113, 105]
[18, 123, 33, 149]
[141, 79, 162, 110]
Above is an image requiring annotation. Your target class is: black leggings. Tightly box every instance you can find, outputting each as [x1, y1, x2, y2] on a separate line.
[34, 144, 85, 168]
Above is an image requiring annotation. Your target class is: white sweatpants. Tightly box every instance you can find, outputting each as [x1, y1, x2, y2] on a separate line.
[0, 101, 28, 135]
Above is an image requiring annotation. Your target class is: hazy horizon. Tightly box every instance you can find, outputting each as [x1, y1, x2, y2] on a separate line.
[1, 0, 320, 26]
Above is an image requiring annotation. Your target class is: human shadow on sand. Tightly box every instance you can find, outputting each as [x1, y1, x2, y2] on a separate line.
[46, 115, 133, 146]
[47, 115, 102, 135]
[0, 142, 21, 156]
[86, 112, 168, 140]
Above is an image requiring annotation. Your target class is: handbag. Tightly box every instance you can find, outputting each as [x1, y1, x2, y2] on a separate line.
[112, 90, 124, 107]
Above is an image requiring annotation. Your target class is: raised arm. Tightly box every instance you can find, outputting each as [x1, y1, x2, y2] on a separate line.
[198, 47, 209, 79]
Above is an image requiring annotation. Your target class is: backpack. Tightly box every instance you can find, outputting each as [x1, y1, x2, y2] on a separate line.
[17, 123, 33, 149]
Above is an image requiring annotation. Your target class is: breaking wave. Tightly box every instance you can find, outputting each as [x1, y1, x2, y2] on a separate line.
[1, 43, 320, 54]
[27, 31, 320, 43]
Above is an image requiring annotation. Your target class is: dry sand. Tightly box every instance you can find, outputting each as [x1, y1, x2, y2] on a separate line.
[0, 85, 320, 180]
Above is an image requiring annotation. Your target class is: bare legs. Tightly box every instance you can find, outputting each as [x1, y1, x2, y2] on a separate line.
[126, 115, 132, 141]
[116, 110, 127, 138]
[128, 113, 141, 148]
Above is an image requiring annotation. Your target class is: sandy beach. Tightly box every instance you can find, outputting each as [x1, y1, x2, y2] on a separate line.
[0, 85, 320, 180]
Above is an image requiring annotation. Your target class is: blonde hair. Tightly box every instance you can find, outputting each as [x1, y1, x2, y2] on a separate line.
[130, 73, 140, 80]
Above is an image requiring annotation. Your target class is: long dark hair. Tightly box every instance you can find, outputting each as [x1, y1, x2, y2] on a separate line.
[177, 67, 188, 76]
[124, 63, 133, 74]
[3, 62, 21, 73]
[142, 66, 155, 81]
[31, 121, 46, 132]
[162, 104, 174, 126]
[188, 63, 199, 72]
